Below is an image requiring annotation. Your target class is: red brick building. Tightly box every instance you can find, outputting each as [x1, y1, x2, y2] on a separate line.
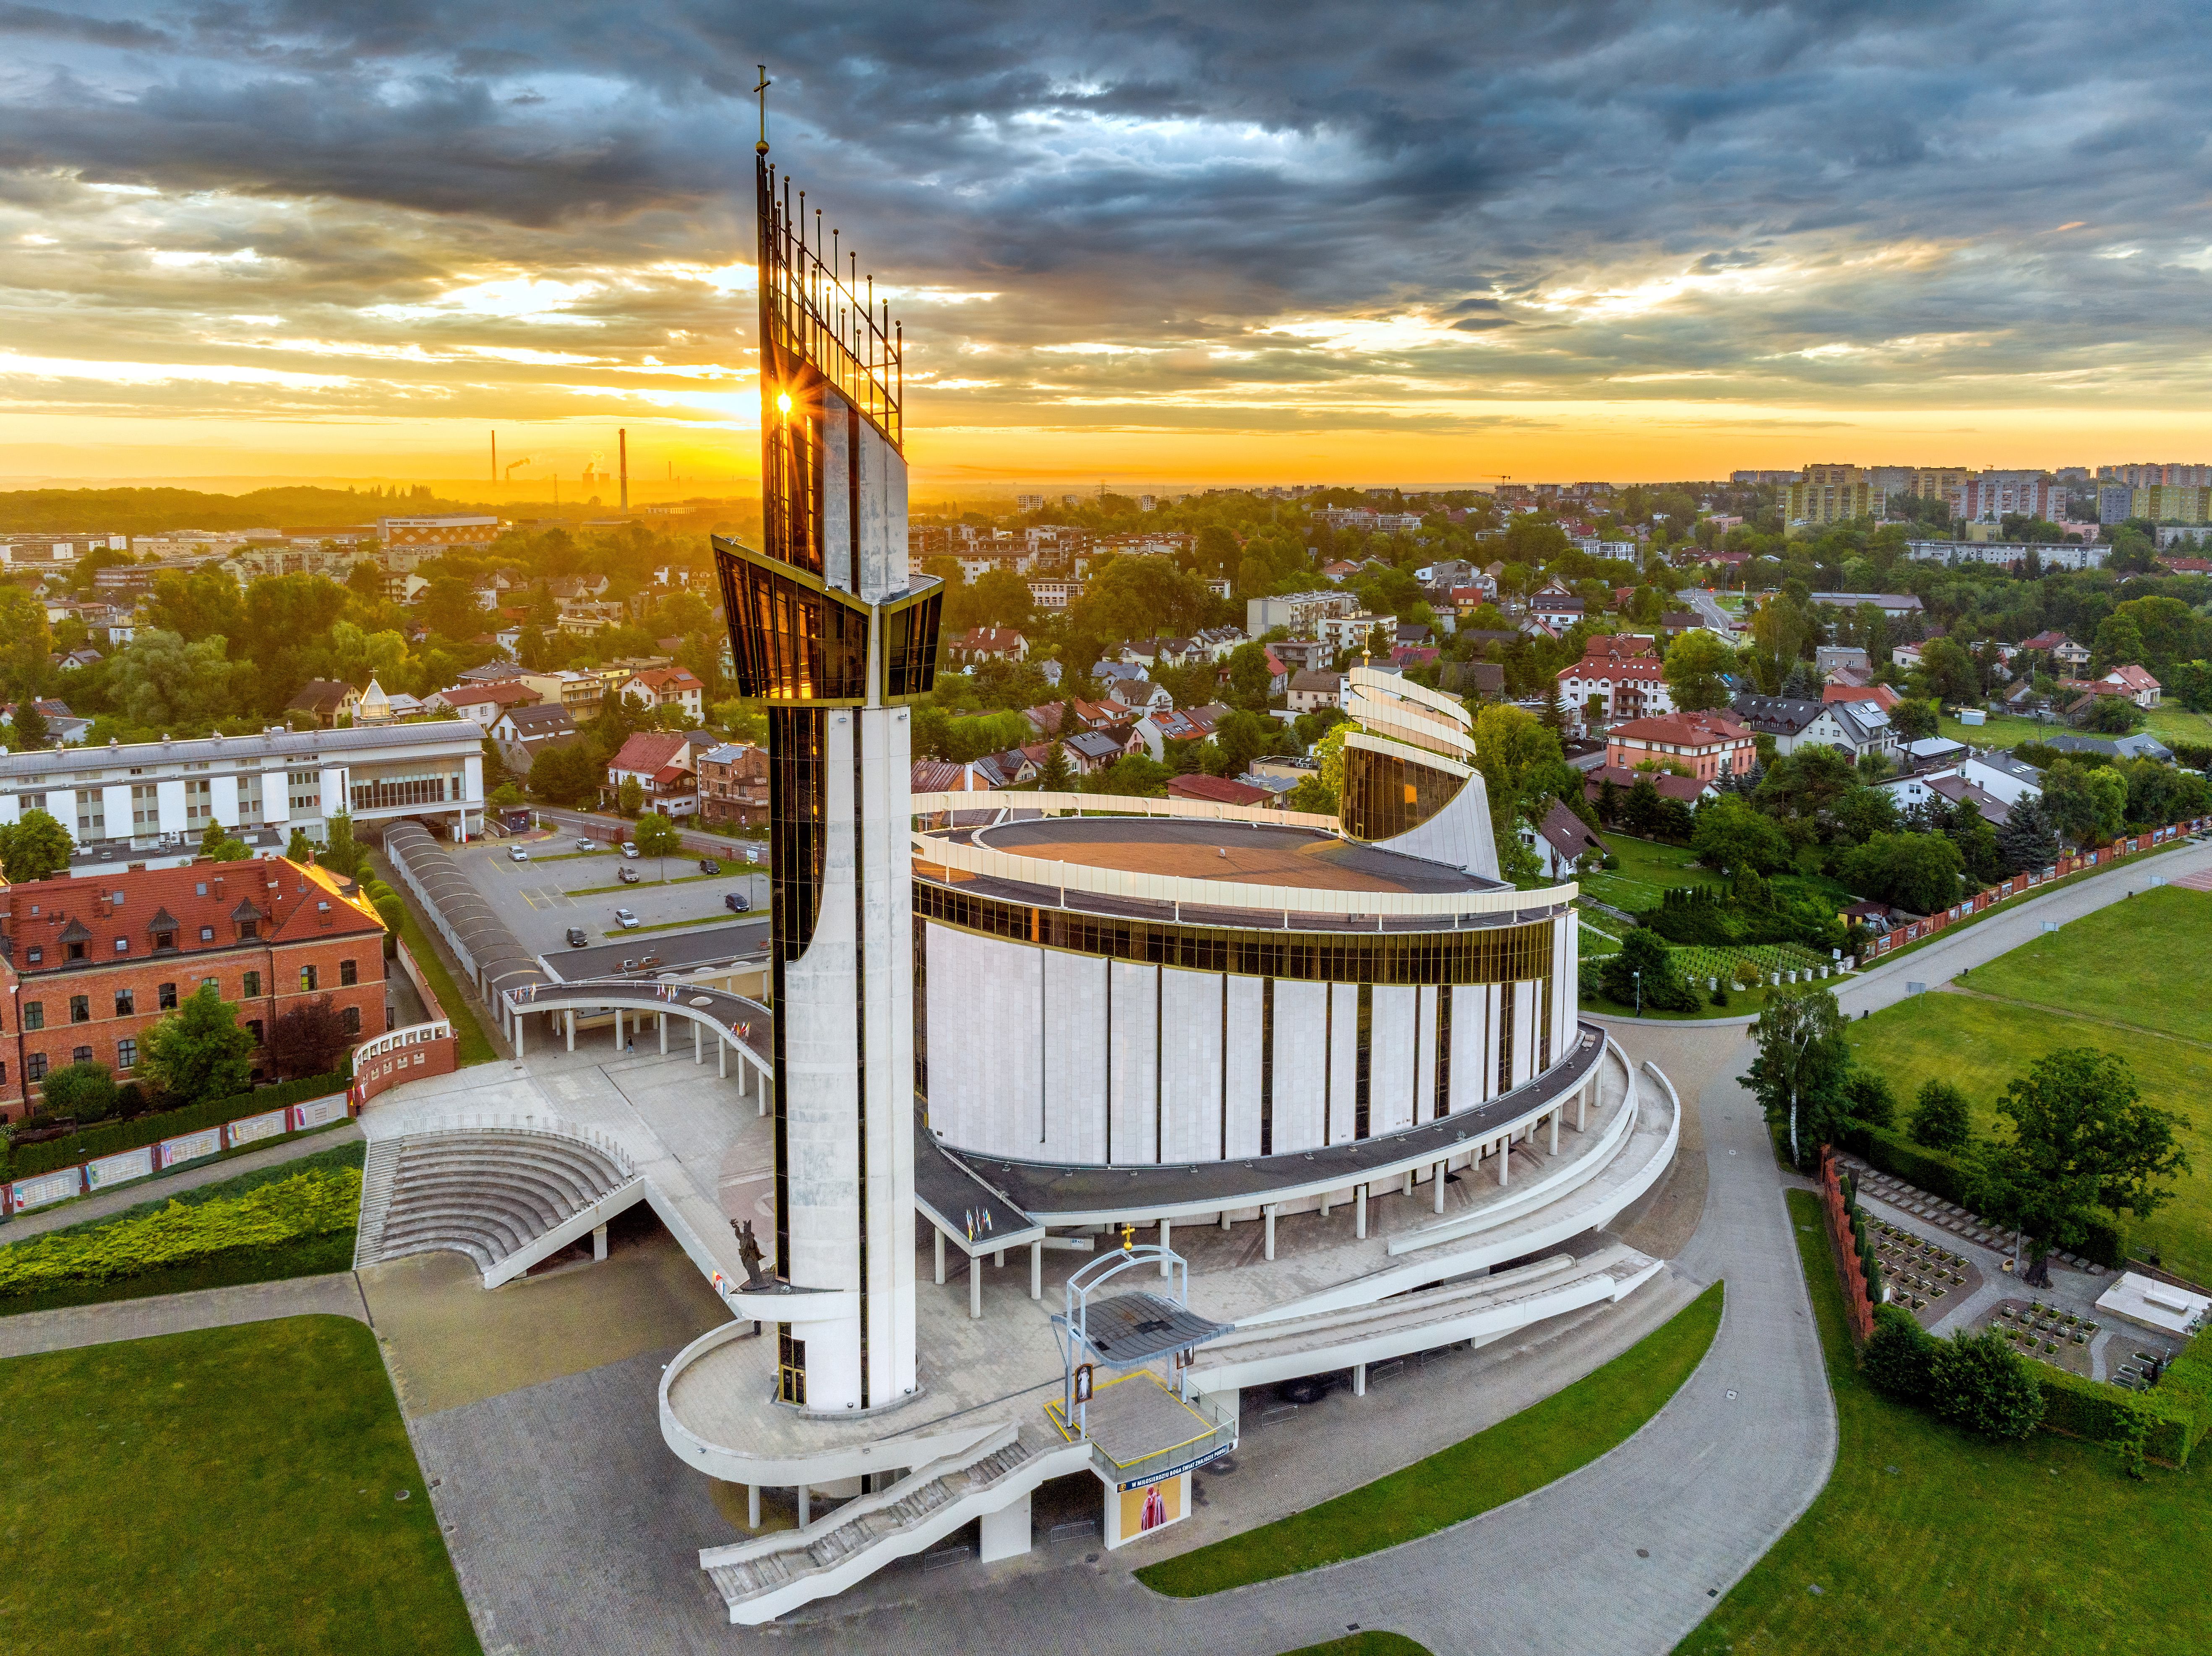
[0, 857, 387, 1120]
[1604, 709, 1756, 784]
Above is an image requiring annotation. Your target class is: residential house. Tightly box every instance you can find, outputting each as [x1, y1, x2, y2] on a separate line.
[1529, 584, 1587, 631]
[2042, 731, 2174, 764]
[1729, 694, 1896, 762]
[1891, 643, 1925, 671]
[1090, 662, 1173, 710]
[1816, 645, 1871, 679]
[1061, 729, 1128, 775]
[430, 680, 541, 729]
[1317, 612, 1397, 655]
[603, 731, 697, 817]
[1129, 704, 1227, 763]
[2018, 630, 2091, 673]
[1192, 626, 1247, 663]
[490, 703, 580, 775]
[1604, 709, 1756, 782]
[947, 627, 1030, 664]
[1557, 639, 1670, 724]
[1899, 736, 1969, 768]
[1166, 774, 1273, 809]
[617, 666, 706, 723]
[695, 742, 768, 827]
[0, 856, 387, 1119]
[1, 699, 91, 746]
[1959, 751, 2044, 805]
[1526, 797, 1604, 879]
[1879, 768, 2013, 828]
[1286, 670, 1345, 714]
[1582, 765, 1715, 810]
[1809, 591, 1925, 620]
[2093, 664, 2162, 708]
[1437, 659, 1505, 701]
[1821, 682, 1901, 711]
[285, 680, 360, 729]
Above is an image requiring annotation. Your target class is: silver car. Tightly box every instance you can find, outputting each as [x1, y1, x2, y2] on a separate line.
[614, 908, 641, 930]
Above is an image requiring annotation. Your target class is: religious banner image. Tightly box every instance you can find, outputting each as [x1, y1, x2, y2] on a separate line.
[1120, 1476, 1182, 1538]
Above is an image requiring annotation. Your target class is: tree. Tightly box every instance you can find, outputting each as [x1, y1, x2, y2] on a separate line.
[1596, 776, 1621, 825]
[1913, 638, 1981, 707]
[1839, 831, 1962, 914]
[1036, 742, 1072, 792]
[530, 742, 603, 807]
[1223, 642, 1276, 711]
[489, 781, 527, 814]
[2039, 758, 2127, 848]
[418, 576, 485, 641]
[266, 996, 353, 1080]
[1842, 1070, 1897, 1128]
[617, 775, 646, 816]
[1908, 1078, 1973, 1151]
[1862, 1302, 1938, 1402]
[107, 628, 248, 732]
[1741, 983, 1848, 1166]
[1973, 1048, 2189, 1283]
[1599, 927, 1699, 1012]
[1888, 698, 1938, 741]
[632, 810, 683, 881]
[139, 982, 256, 1106]
[1662, 629, 1737, 712]
[0, 808, 74, 882]
[1829, 784, 1900, 846]
[2076, 694, 2146, 734]
[1995, 794, 2058, 874]
[1929, 1331, 2044, 1441]
[0, 584, 54, 708]
[10, 696, 48, 750]
[286, 826, 314, 862]
[38, 1059, 118, 1123]
[360, 875, 406, 956]
[145, 568, 245, 643]
[320, 812, 363, 881]
[1690, 794, 1792, 875]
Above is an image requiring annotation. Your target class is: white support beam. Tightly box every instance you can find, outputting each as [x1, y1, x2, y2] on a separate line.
[1353, 1362, 1367, 1396]
[1263, 1205, 1277, 1261]
[592, 1223, 608, 1262]
[748, 1484, 761, 1529]
[1355, 1184, 1367, 1239]
[1030, 1240, 1042, 1300]
[565, 1010, 575, 1052]
[969, 1257, 983, 1320]
[1550, 1109, 1560, 1155]
[934, 1226, 946, 1286]
[659, 1013, 668, 1055]
[1433, 1162, 1447, 1213]
[798, 1485, 810, 1526]
[695, 1022, 703, 1065]
[1159, 1218, 1171, 1276]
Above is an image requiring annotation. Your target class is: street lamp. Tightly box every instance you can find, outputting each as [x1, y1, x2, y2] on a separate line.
[1633, 969, 1642, 1016]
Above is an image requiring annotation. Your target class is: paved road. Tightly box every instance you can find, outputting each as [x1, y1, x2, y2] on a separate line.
[0, 1271, 368, 1360]
[0, 1122, 363, 1245]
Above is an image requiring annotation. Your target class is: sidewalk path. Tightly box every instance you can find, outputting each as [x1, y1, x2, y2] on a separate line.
[0, 1122, 363, 1245]
[0, 1272, 368, 1360]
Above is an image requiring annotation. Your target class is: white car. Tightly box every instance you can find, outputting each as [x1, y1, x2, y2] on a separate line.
[507, 846, 530, 863]
[614, 908, 641, 929]
[620, 843, 639, 859]
[574, 838, 596, 853]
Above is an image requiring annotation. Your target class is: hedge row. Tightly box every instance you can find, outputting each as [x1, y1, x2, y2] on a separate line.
[1835, 1119, 2127, 1269]
[2037, 1366, 2200, 1467]
[0, 1163, 361, 1294]
[1, 1071, 347, 1182]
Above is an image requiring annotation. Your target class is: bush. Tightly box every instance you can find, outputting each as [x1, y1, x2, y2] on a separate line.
[1839, 1119, 2133, 1269]
[1599, 928, 1701, 1013]
[1930, 1330, 2045, 1441]
[1710, 984, 1730, 1008]
[1907, 1078, 1972, 1151]
[1862, 1303, 1938, 1402]
[1842, 1070, 1897, 1128]
[2038, 1366, 2199, 1468]
[38, 1061, 119, 1124]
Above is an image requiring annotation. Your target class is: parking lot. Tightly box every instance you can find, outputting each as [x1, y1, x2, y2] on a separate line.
[449, 833, 770, 960]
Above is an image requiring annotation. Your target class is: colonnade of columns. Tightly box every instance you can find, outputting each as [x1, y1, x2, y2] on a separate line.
[502, 998, 768, 1103]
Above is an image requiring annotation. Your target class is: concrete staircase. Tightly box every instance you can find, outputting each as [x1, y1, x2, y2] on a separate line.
[700, 1425, 1083, 1625]
[352, 1140, 402, 1270]
[358, 1128, 642, 1285]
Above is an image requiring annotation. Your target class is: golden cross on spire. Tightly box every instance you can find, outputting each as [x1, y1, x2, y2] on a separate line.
[754, 65, 772, 156]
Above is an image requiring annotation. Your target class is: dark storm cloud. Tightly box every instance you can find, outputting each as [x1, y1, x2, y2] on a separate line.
[3, 0, 2212, 424]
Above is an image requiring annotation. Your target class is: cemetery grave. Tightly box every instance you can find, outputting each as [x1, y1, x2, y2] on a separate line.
[1870, 1220, 1982, 1326]
[1980, 1297, 2102, 1379]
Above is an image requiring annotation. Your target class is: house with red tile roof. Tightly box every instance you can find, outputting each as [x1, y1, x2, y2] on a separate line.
[616, 666, 705, 723]
[1604, 709, 1756, 782]
[1166, 773, 1273, 809]
[605, 731, 697, 816]
[430, 679, 541, 728]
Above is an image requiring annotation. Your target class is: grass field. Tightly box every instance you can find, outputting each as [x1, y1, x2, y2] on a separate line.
[1677, 1192, 2212, 1656]
[1579, 833, 1709, 911]
[566, 859, 745, 897]
[1939, 703, 2212, 753]
[0, 1142, 365, 1315]
[0, 1315, 480, 1655]
[1281, 1636, 1431, 1656]
[603, 913, 745, 938]
[1849, 886, 2212, 1281]
[1135, 1283, 1723, 1596]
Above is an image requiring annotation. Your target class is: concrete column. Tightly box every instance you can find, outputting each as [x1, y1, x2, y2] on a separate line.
[1320, 1191, 1333, 1217]
[718, 1038, 728, 1080]
[514, 1013, 525, 1058]
[993, 1247, 1005, 1267]
[1353, 1362, 1367, 1396]
[592, 1223, 608, 1262]
[1263, 1205, 1277, 1261]
[1355, 1185, 1367, 1239]
[934, 1226, 946, 1286]
[1030, 1240, 1043, 1299]
[1433, 1163, 1446, 1213]
[798, 1485, 811, 1526]
[747, 1484, 761, 1529]
[1578, 1080, 1589, 1132]
[1221, 1208, 1232, 1231]
[659, 1013, 668, 1055]
[969, 1257, 983, 1320]
[694, 1022, 703, 1065]
[977, 1489, 1033, 1564]
[1159, 1218, 1171, 1276]
[613, 1007, 623, 1048]
[565, 1011, 575, 1052]
[1497, 1139, 1509, 1187]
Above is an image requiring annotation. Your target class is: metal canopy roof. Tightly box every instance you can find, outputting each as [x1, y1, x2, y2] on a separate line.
[1077, 1290, 1229, 1368]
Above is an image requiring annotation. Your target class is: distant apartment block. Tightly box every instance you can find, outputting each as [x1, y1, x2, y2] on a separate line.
[1784, 465, 1883, 525]
[1246, 591, 1360, 636]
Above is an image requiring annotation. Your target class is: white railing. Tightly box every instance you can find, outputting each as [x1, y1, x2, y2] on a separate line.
[352, 1019, 453, 1068]
[913, 824, 1575, 919]
[909, 789, 1337, 831]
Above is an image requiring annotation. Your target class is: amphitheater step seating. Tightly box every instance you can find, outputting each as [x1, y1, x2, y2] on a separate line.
[704, 1433, 1041, 1621]
[352, 1140, 402, 1269]
[365, 1129, 631, 1278]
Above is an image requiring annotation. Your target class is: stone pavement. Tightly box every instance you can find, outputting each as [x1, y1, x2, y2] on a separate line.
[0, 1271, 368, 1359]
[0, 1121, 364, 1245]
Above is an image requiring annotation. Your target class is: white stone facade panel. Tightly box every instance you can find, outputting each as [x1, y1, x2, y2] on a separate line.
[1328, 983, 1359, 1145]
[1369, 984, 1417, 1136]
[1159, 967, 1223, 1164]
[1270, 978, 1328, 1153]
[1223, 975, 1264, 1160]
[1043, 949, 1108, 1164]
[1107, 960, 1159, 1164]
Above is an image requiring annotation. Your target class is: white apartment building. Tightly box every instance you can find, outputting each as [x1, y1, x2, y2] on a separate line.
[0, 721, 488, 875]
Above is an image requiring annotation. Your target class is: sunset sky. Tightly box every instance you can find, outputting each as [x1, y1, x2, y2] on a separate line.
[3, 2, 2210, 495]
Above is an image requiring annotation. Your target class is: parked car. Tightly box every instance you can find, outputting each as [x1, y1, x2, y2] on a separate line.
[507, 846, 530, 863]
[574, 838, 596, 852]
[614, 908, 640, 929]
[724, 893, 748, 914]
[618, 866, 641, 885]
[620, 843, 639, 859]
[698, 857, 719, 875]
[564, 927, 588, 948]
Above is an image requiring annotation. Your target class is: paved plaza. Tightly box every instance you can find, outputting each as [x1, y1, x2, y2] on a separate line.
[446, 831, 768, 957]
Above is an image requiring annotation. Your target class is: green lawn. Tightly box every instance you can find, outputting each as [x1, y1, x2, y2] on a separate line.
[0, 1315, 480, 1655]
[0, 1143, 366, 1316]
[605, 913, 748, 938]
[1135, 1283, 1724, 1596]
[1677, 1191, 2212, 1656]
[1939, 703, 2212, 753]
[1280, 1637, 1431, 1656]
[566, 859, 743, 897]
[369, 854, 498, 1065]
[1580, 833, 1706, 911]
[1964, 886, 2212, 1045]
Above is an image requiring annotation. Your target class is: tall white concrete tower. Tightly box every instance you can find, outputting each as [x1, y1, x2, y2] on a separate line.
[713, 151, 942, 1414]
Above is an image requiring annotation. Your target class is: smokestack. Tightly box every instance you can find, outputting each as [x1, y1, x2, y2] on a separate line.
[491, 430, 498, 484]
[619, 428, 628, 513]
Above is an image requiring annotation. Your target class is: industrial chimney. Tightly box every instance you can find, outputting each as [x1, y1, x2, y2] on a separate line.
[619, 428, 628, 513]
